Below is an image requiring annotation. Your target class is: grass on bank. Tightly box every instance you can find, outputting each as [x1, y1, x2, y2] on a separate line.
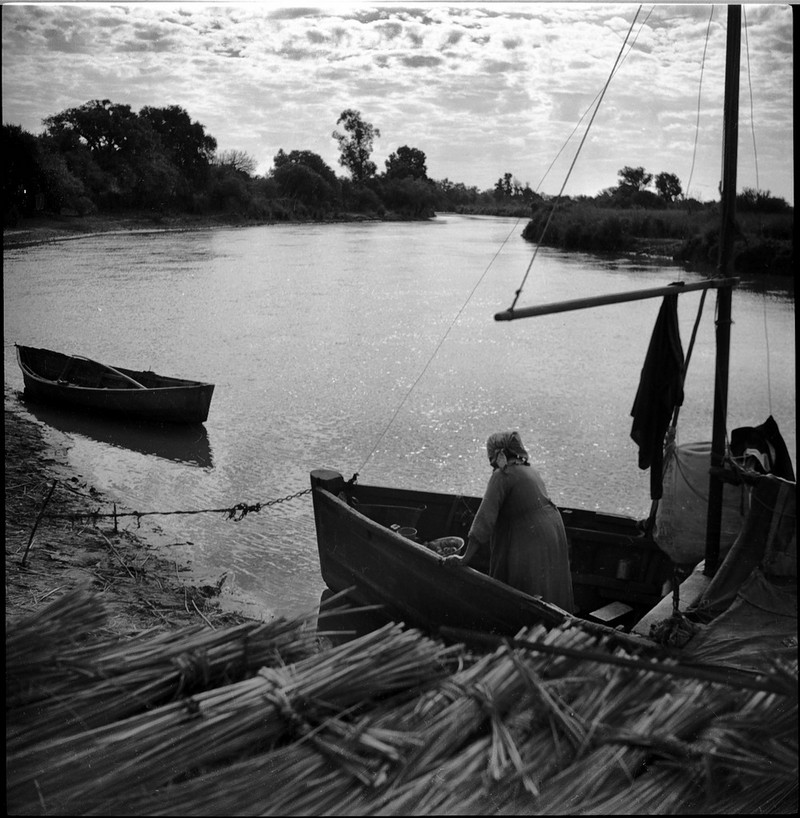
[522, 202, 793, 275]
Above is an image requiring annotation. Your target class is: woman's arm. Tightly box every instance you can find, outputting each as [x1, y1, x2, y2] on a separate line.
[443, 535, 482, 567]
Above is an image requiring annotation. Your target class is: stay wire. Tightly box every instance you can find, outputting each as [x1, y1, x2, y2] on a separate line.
[685, 5, 714, 200]
[508, 5, 642, 312]
[535, 6, 653, 195]
[356, 227, 519, 476]
[742, 6, 760, 193]
[742, 7, 772, 416]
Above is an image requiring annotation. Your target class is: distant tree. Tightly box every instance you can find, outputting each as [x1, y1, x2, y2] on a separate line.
[432, 178, 480, 208]
[494, 172, 514, 199]
[618, 166, 653, 191]
[139, 104, 217, 182]
[43, 99, 140, 157]
[655, 171, 682, 202]
[2, 124, 42, 221]
[271, 149, 338, 204]
[273, 149, 338, 188]
[384, 146, 427, 180]
[36, 146, 94, 215]
[43, 99, 162, 209]
[332, 109, 380, 183]
[215, 149, 257, 176]
[736, 187, 791, 214]
[380, 177, 437, 216]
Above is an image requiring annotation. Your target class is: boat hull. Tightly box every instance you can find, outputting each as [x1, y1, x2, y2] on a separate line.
[16, 345, 214, 425]
[311, 469, 673, 636]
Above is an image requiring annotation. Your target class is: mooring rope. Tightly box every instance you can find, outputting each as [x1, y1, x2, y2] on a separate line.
[32, 480, 312, 528]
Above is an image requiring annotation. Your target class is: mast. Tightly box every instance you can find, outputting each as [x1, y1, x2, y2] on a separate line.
[704, 4, 741, 577]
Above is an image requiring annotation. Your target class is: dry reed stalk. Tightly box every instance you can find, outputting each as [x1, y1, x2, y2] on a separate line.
[7, 594, 321, 750]
[87, 745, 362, 816]
[6, 593, 796, 816]
[7, 622, 458, 816]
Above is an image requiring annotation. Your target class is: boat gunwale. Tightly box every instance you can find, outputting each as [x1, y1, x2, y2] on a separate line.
[15, 345, 213, 391]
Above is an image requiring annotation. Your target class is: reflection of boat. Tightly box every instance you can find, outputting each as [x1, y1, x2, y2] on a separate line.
[22, 399, 214, 468]
[311, 7, 796, 658]
[15, 345, 214, 424]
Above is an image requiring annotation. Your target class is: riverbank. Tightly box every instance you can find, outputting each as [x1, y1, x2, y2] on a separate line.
[2, 212, 264, 249]
[4, 386, 254, 632]
[2, 209, 407, 249]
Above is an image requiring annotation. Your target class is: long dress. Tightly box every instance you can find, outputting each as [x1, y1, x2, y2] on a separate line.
[469, 463, 575, 613]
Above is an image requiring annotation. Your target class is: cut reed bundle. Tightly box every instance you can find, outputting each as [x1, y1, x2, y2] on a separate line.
[6, 593, 797, 816]
[7, 620, 460, 816]
[7, 589, 321, 750]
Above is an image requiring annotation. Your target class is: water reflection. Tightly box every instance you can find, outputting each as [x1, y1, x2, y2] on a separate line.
[22, 398, 214, 468]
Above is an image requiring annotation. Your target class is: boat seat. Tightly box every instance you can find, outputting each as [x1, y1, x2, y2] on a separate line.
[587, 601, 634, 628]
[350, 498, 426, 529]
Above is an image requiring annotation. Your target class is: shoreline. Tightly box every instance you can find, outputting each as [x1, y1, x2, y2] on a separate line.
[4, 386, 255, 633]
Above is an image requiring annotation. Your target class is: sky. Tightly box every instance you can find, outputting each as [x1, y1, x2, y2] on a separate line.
[1, 1, 794, 203]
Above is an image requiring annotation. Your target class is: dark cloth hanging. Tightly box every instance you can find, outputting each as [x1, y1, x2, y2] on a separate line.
[630, 293, 685, 499]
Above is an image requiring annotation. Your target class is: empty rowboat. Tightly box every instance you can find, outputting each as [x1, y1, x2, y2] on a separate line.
[15, 345, 214, 425]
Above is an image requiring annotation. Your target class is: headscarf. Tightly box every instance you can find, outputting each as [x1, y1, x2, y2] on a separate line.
[486, 431, 530, 470]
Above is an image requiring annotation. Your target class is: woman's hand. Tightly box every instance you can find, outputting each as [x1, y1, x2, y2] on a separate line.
[442, 554, 463, 568]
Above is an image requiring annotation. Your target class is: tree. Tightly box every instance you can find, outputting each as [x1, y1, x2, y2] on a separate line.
[139, 105, 217, 182]
[737, 187, 791, 214]
[43, 99, 159, 209]
[332, 109, 380, 183]
[271, 149, 338, 204]
[215, 149, 257, 176]
[655, 171, 682, 202]
[273, 149, 338, 188]
[2, 124, 42, 221]
[618, 166, 653, 191]
[384, 146, 427, 180]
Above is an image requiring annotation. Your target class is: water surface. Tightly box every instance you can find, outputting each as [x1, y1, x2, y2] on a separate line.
[4, 215, 795, 619]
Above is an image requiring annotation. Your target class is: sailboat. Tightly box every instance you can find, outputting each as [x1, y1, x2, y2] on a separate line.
[309, 6, 795, 661]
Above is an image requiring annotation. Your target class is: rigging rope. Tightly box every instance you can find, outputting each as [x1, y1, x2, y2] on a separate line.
[355, 221, 522, 475]
[742, 6, 760, 193]
[742, 6, 773, 417]
[507, 5, 642, 312]
[535, 6, 653, 195]
[685, 5, 714, 200]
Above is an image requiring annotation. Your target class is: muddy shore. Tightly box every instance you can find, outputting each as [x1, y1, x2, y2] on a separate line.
[4, 386, 254, 632]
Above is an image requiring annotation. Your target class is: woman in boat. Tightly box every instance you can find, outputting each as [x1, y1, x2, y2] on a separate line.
[444, 431, 575, 613]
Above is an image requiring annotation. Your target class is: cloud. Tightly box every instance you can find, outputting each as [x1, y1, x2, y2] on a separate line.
[1, 2, 793, 202]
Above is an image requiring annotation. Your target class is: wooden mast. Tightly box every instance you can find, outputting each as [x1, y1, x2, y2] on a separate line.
[704, 4, 741, 576]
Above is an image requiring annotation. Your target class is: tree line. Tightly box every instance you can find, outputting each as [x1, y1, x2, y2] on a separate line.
[3, 99, 791, 228]
[3, 101, 495, 225]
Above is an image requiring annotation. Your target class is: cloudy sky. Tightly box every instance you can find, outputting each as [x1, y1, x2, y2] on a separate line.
[1, 2, 793, 203]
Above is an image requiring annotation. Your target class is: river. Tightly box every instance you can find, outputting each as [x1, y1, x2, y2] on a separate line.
[3, 215, 795, 620]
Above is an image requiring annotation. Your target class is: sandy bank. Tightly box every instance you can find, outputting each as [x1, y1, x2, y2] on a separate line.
[4, 387, 254, 633]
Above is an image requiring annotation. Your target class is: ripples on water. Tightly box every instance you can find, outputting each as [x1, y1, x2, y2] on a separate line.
[4, 216, 795, 619]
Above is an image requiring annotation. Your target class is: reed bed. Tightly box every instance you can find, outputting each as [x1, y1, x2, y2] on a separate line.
[6, 592, 797, 816]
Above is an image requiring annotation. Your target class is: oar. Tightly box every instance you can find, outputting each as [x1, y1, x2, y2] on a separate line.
[73, 355, 147, 389]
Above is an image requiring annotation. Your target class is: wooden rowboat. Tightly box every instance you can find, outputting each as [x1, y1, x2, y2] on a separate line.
[15, 345, 214, 425]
